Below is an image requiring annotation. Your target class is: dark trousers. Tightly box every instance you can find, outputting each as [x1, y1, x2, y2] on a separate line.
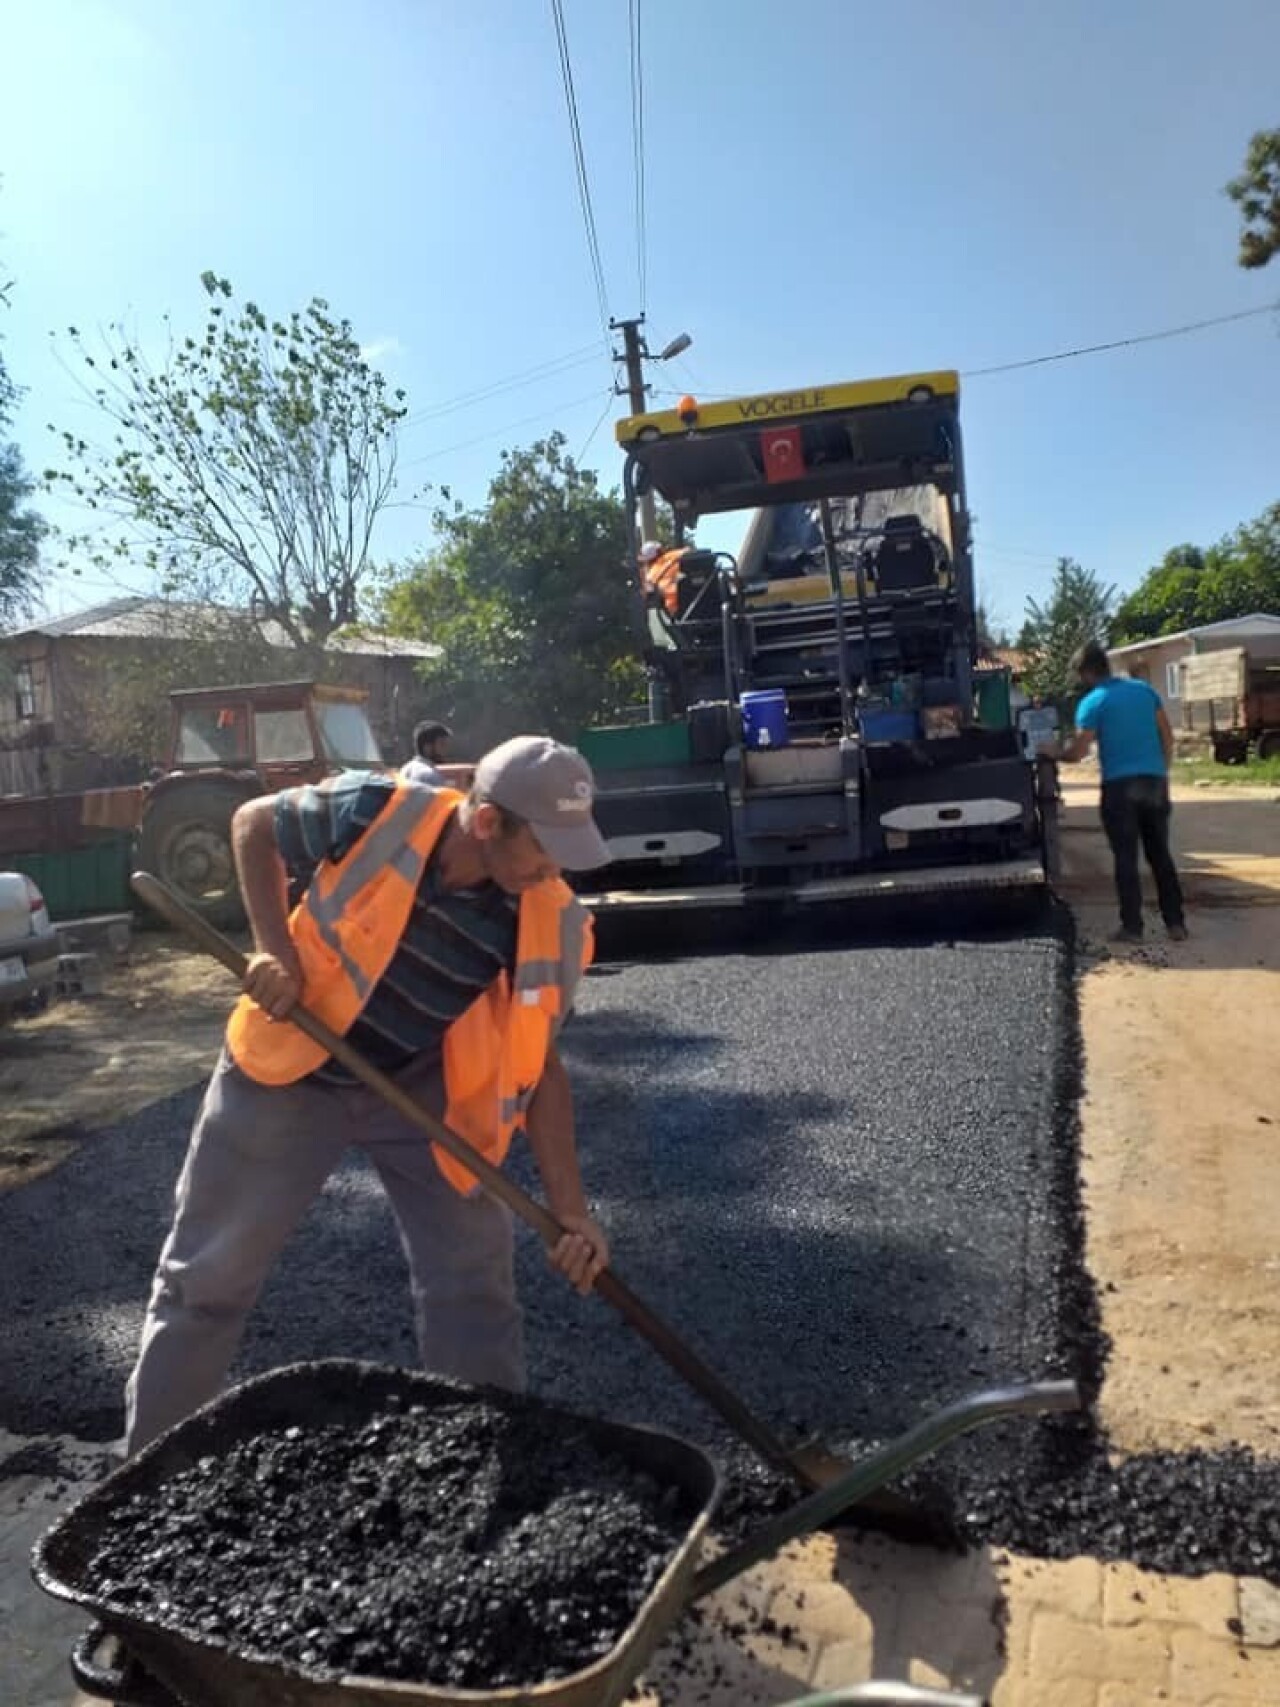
[1100, 776, 1185, 934]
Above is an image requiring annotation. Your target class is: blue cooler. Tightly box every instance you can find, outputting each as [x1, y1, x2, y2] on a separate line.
[739, 688, 789, 750]
[859, 708, 920, 743]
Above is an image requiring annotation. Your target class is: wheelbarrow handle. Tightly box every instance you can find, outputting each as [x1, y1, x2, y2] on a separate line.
[130, 871, 817, 1488]
[70, 1624, 124, 1699]
[691, 1378, 1081, 1599]
[791, 1687, 986, 1707]
[71, 1623, 176, 1705]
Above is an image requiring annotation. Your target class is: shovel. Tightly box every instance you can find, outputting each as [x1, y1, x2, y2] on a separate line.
[132, 871, 978, 1530]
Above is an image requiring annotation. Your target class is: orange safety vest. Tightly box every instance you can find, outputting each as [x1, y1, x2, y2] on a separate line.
[644, 547, 688, 615]
[226, 782, 594, 1194]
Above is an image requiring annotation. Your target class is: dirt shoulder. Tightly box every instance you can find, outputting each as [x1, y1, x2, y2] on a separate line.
[1058, 771, 1280, 1456]
[0, 929, 232, 1193]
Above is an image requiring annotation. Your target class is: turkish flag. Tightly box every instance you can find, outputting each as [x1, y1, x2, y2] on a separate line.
[761, 425, 804, 483]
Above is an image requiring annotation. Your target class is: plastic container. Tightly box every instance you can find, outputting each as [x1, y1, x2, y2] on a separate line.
[688, 701, 736, 763]
[974, 670, 1013, 730]
[858, 708, 919, 744]
[739, 689, 789, 751]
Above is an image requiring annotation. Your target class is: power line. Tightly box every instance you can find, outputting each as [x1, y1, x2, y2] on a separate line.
[646, 300, 1279, 403]
[963, 300, 1280, 378]
[673, 354, 704, 394]
[550, 0, 611, 339]
[628, 0, 648, 313]
[402, 388, 607, 469]
[400, 343, 604, 428]
[575, 391, 616, 464]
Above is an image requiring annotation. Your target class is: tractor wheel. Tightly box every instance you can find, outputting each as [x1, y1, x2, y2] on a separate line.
[1256, 729, 1280, 763]
[136, 782, 251, 931]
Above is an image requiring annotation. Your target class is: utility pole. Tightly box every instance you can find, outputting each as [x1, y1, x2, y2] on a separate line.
[611, 315, 657, 542]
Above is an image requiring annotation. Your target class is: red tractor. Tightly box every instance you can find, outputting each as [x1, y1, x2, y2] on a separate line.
[133, 681, 387, 929]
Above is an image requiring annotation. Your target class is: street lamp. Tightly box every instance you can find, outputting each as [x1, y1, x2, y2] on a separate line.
[656, 332, 692, 362]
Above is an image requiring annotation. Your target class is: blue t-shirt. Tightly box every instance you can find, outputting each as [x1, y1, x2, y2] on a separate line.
[1075, 677, 1168, 782]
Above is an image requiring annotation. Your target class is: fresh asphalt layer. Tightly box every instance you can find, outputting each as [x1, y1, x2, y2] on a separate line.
[4, 912, 1279, 1581]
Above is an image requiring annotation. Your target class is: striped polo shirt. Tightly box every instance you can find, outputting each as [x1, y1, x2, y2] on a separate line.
[276, 774, 517, 1083]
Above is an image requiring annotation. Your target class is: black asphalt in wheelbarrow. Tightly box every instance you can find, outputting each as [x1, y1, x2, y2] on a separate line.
[33, 1358, 1078, 1707]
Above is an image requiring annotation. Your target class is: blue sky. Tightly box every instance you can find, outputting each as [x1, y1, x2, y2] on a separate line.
[1, 0, 1277, 633]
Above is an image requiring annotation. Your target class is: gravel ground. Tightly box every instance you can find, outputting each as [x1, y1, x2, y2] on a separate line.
[4, 910, 1280, 1583]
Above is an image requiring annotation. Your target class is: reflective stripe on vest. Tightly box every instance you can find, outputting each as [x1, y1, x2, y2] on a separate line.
[225, 779, 594, 1194]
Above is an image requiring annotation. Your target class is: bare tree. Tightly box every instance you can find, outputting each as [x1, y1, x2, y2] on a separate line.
[47, 273, 407, 646]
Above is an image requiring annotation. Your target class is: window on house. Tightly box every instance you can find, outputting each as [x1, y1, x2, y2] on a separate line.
[1165, 661, 1181, 701]
[14, 662, 36, 721]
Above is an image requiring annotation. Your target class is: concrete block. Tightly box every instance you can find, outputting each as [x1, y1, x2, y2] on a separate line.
[1029, 1610, 1172, 1690]
[1238, 1577, 1280, 1648]
[1102, 1562, 1239, 1636]
[53, 912, 133, 962]
[1170, 1624, 1280, 1701]
[809, 1636, 875, 1689]
[54, 952, 103, 997]
[1006, 1555, 1104, 1623]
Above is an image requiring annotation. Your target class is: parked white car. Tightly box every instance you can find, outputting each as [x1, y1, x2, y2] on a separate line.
[0, 872, 61, 1021]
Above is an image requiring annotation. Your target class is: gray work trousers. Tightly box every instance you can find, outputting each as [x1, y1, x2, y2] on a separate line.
[124, 1048, 524, 1453]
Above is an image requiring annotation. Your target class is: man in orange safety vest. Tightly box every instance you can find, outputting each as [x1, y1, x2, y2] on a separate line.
[124, 737, 612, 1452]
[639, 538, 690, 616]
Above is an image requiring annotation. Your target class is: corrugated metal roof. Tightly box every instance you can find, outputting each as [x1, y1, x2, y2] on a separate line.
[1108, 612, 1280, 656]
[10, 598, 439, 658]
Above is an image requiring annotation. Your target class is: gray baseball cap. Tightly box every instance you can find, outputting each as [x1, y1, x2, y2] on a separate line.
[473, 736, 610, 871]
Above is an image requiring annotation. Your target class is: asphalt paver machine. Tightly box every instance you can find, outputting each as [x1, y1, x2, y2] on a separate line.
[578, 371, 1058, 913]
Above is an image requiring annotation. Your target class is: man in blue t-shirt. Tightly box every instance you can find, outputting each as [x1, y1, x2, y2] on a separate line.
[1042, 641, 1186, 944]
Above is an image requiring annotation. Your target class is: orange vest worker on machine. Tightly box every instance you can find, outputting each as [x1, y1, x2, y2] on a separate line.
[639, 539, 691, 616]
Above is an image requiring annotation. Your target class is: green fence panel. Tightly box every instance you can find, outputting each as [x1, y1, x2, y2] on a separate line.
[577, 721, 692, 770]
[10, 835, 133, 918]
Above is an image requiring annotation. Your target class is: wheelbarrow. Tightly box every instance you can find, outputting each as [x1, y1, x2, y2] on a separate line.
[34, 1358, 1078, 1707]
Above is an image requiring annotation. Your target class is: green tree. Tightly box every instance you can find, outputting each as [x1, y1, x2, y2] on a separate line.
[1020, 558, 1117, 702]
[46, 272, 407, 647]
[1110, 545, 1209, 642]
[1111, 504, 1280, 641]
[376, 433, 645, 748]
[1200, 501, 1280, 617]
[0, 274, 44, 628]
[1226, 127, 1280, 270]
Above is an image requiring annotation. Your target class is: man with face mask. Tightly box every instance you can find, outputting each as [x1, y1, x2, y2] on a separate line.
[125, 737, 612, 1452]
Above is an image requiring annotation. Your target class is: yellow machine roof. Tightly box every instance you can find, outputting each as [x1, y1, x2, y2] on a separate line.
[616, 370, 959, 445]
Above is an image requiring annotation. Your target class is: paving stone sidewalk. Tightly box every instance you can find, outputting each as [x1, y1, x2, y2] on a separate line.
[5, 1429, 1280, 1707]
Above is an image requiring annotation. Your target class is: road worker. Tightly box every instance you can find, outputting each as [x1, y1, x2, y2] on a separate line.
[400, 718, 474, 789]
[1041, 642, 1187, 945]
[639, 539, 689, 616]
[124, 736, 611, 1452]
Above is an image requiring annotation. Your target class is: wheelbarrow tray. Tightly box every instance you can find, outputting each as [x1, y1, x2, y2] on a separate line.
[32, 1359, 722, 1707]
